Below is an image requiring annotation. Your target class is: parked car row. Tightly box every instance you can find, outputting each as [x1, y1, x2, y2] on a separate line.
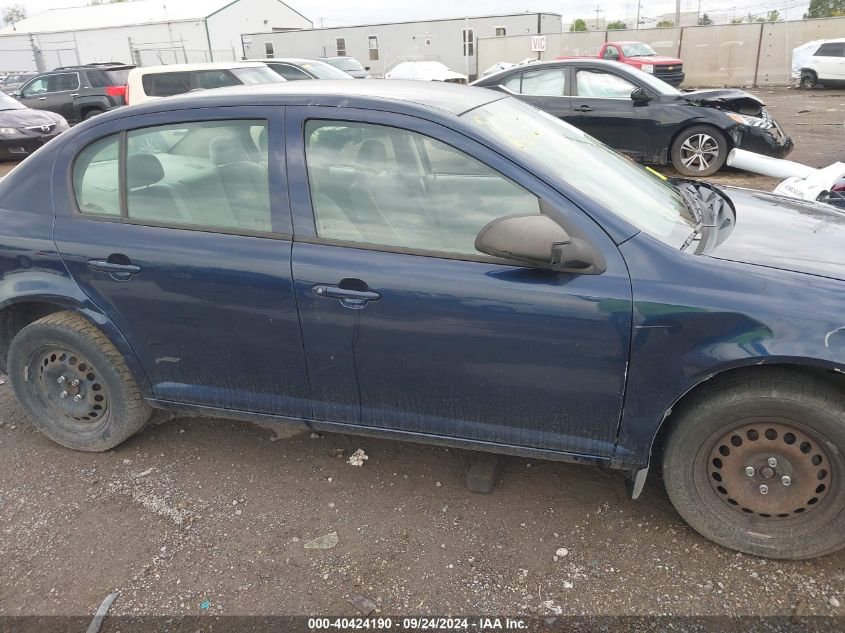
[0, 54, 797, 179]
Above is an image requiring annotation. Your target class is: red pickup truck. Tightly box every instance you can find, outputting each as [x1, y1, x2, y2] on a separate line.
[559, 41, 685, 87]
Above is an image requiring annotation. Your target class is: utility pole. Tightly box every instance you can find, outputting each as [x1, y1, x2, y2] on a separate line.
[594, 5, 602, 30]
[674, 0, 681, 27]
[636, 0, 641, 29]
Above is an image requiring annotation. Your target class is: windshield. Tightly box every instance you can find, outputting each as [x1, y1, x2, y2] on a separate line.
[0, 91, 24, 110]
[329, 58, 365, 72]
[621, 43, 658, 57]
[464, 98, 696, 248]
[300, 61, 355, 79]
[230, 66, 286, 85]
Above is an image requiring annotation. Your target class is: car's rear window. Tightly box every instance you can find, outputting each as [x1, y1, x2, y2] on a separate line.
[104, 68, 132, 86]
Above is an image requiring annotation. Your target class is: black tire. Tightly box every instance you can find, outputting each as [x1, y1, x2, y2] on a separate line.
[662, 369, 845, 559]
[83, 109, 104, 120]
[8, 311, 152, 451]
[799, 71, 817, 90]
[670, 125, 728, 177]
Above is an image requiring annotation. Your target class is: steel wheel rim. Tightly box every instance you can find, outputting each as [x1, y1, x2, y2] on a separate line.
[26, 346, 110, 431]
[693, 416, 840, 537]
[679, 133, 719, 171]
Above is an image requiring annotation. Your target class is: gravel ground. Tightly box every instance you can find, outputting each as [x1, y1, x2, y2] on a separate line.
[0, 87, 844, 622]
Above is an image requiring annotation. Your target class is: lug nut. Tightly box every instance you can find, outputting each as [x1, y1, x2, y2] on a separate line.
[745, 466, 756, 477]
[782, 475, 791, 487]
[71, 379, 79, 387]
[57, 376, 65, 384]
[759, 484, 769, 495]
[768, 457, 778, 468]
[73, 394, 82, 402]
[58, 391, 67, 399]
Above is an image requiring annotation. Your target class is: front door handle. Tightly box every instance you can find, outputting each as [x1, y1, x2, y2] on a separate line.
[87, 258, 141, 281]
[574, 105, 594, 112]
[312, 284, 380, 309]
[37, 97, 47, 101]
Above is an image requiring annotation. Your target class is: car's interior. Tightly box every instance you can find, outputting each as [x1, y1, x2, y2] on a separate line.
[304, 121, 540, 255]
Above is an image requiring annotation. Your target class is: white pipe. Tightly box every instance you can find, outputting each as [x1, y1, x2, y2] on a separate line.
[727, 148, 816, 180]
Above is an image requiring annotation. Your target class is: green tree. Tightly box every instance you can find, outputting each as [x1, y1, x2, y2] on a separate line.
[730, 17, 744, 23]
[656, 19, 674, 28]
[698, 13, 713, 25]
[804, 0, 845, 18]
[606, 20, 627, 30]
[766, 10, 781, 21]
[570, 18, 588, 32]
[1, 3, 26, 26]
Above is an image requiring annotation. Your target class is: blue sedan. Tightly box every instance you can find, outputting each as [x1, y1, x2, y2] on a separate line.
[0, 81, 843, 559]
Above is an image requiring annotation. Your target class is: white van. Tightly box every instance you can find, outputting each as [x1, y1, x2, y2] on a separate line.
[792, 38, 845, 89]
[126, 62, 284, 105]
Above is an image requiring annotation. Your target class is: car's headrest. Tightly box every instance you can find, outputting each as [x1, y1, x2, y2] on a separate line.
[357, 140, 387, 168]
[210, 136, 250, 166]
[127, 153, 164, 189]
[258, 127, 268, 154]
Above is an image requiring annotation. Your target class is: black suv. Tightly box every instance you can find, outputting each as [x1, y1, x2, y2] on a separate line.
[11, 63, 134, 124]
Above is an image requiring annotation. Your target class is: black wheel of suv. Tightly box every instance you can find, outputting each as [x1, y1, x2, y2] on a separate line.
[800, 71, 818, 90]
[84, 109, 104, 120]
[8, 311, 152, 451]
[670, 125, 728, 177]
[662, 370, 845, 559]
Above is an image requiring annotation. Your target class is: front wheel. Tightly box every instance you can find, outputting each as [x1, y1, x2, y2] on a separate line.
[800, 71, 818, 90]
[8, 311, 152, 451]
[662, 370, 845, 559]
[670, 125, 728, 177]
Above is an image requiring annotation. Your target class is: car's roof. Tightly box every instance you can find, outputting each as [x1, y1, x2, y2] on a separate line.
[125, 80, 503, 116]
[129, 62, 269, 75]
[248, 58, 330, 66]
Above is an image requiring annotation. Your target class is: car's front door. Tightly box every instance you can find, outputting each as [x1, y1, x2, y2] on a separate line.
[52, 107, 311, 417]
[570, 67, 656, 159]
[18, 72, 79, 120]
[286, 107, 632, 458]
[499, 66, 572, 120]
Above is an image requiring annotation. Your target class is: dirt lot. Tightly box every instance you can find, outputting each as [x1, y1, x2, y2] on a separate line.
[1, 87, 845, 623]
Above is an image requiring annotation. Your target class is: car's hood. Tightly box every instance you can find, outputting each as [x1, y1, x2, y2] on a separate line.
[0, 108, 61, 127]
[680, 88, 765, 114]
[629, 55, 682, 64]
[707, 186, 845, 281]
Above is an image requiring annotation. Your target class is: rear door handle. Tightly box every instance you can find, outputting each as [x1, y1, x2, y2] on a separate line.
[87, 259, 141, 280]
[37, 97, 47, 101]
[574, 105, 594, 112]
[312, 284, 380, 309]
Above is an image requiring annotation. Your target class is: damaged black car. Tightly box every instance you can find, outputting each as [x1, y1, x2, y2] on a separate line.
[472, 59, 792, 177]
[0, 91, 69, 161]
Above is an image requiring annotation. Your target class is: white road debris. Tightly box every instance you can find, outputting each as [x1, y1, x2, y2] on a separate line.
[348, 449, 369, 467]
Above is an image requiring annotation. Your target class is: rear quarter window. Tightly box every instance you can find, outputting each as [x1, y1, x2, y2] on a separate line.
[142, 72, 193, 97]
[73, 135, 121, 216]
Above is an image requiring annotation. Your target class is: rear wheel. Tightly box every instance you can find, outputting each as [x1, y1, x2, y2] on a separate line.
[83, 109, 104, 120]
[799, 71, 818, 90]
[8, 311, 151, 451]
[670, 125, 728, 177]
[662, 370, 845, 559]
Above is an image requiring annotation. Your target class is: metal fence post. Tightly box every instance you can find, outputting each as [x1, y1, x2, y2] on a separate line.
[753, 21, 764, 87]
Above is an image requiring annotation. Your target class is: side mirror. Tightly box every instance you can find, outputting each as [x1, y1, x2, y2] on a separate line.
[364, 66, 371, 71]
[11, 91, 21, 98]
[631, 87, 651, 102]
[475, 214, 605, 274]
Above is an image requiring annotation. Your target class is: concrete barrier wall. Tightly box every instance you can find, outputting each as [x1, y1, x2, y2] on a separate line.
[478, 16, 845, 87]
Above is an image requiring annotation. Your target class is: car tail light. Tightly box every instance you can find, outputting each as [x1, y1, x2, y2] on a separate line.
[105, 85, 127, 98]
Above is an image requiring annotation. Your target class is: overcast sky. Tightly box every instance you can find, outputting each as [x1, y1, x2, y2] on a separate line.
[14, 0, 811, 27]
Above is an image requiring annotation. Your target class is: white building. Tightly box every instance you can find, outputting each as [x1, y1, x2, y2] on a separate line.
[241, 13, 563, 80]
[0, 0, 312, 72]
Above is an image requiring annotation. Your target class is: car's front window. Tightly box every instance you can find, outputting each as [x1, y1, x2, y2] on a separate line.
[230, 66, 286, 85]
[622, 43, 658, 57]
[465, 97, 696, 248]
[331, 58, 364, 72]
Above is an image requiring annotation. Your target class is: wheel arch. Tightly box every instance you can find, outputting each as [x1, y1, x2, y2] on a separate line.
[0, 297, 151, 397]
[622, 359, 845, 499]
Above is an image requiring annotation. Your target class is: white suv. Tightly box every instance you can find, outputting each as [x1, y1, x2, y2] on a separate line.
[126, 62, 284, 105]
[792, 38, 845, 89]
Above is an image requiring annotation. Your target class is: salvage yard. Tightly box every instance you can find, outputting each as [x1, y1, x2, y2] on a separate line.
[1, 86, 845, 621]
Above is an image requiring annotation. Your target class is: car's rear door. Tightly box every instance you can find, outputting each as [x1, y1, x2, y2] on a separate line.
[499, 66, 572, 120]
[51, 106, 311, 417]
[286, 106, 632, 458]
